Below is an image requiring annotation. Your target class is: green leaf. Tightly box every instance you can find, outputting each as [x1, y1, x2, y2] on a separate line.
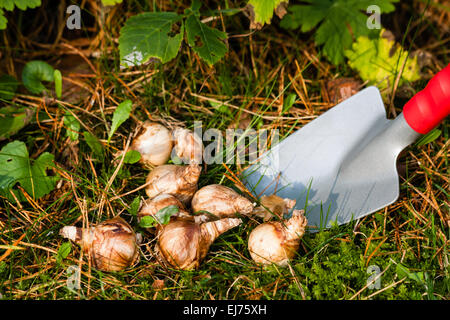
[139, 205, 179, 228]
[156, 205, 179, 224]
[415, 128, 441, 147]
[247, 0, 288, 27]
[123, 149, 141, 164]
[283, 93, 297, 112]
[185, 14, 227, 65]
[0, 74, 19, 100]
[119, 12, 184, 67]
[56, 241, 72, 264]
[63, 111, 80, 142]
[0, 1, 41, 29]
[396, 263, 426, 285]
[209, 101, 231, 115]
[139, 215, 157, 228]
[0, 140, 58, 201]
[101, 0, 122, 6]
[0, 106, 33, 139]
[345, 30, 421, 90]
[0, 9, 7, 30]
[281, 0, 399, 65]
[128, 196, 141, 216]
[83, 131, 104, 160]
[0, 0, 41, 11]
[108, 99, 132, 142]
[21, 60, 55, 95]
[0, 261, 6, 273]
[53, 69, 62, 99]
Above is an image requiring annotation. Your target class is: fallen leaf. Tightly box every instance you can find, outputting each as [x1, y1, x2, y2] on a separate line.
[326, 78, 361, 104]
[246, 0, 289, 30]
[152, 279, 165, 290]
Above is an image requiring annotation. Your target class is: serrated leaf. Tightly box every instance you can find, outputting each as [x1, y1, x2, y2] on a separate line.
[56, 241, 72, 264]
[108, 100, 132, 141]
[281, 0, 399, 65]
[63, 111, 80, 142]
[0, 74, 19, 100]
[247, 0, 288, 29]
[21, 60, 55, 95]
[119, 12, 183, 67]
[0, 0, 41, 30]
[185, 14, 227, 65]
[0, 0, 41, 11]
[0, 140, 58, 201]
[345, 31, 421, 90]
[0, 106, 33, 140]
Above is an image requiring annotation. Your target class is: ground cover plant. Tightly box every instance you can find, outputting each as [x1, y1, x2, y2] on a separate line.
[0, 0, 448, 300]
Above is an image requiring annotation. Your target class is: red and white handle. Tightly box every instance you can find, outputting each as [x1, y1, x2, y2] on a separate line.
[403, 64, 450, 134]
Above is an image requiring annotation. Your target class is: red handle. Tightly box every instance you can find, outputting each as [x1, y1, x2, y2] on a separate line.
[403, 64, 450, 134]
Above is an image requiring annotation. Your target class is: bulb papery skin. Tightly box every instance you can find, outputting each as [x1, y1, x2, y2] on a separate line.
[145, 164, 201, 205]
[253, 194, 296, 221]
[191, 184, 255, 219]
[248, 210, 307, 266]
[60, 217, 139, 272]
[156, 218, 242, 270]
[171, 127, 203, 164]
[132, 121, 173, 167]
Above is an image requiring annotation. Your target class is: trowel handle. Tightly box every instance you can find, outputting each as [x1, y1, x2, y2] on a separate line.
[403, 64, 450, 134]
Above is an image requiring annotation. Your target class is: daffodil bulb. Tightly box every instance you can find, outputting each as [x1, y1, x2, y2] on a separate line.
[253, 194, 296, 221]
[156, 217, 242, 270]
[171, 127, 203, 164]
[191, 184, 255, 219]
[132, 121, 173, 167]
[60, 217, 139, 272]
[248, 209, 307, 266]
[145, 164, 201, 205]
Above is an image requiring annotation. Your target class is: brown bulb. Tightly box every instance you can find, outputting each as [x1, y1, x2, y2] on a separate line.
[156, 218, 242, 270]
[253, 194, 296, 221]
[248, 209, 307, 266]
[131, 121, 173, 167]
[191, 184, 255, 219]
[60, 217, 139, 272]
[145, 164, 201, 205]
[171, 127, 203, 164]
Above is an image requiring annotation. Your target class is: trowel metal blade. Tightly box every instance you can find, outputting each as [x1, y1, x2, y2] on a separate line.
[242, 87, 419, 230]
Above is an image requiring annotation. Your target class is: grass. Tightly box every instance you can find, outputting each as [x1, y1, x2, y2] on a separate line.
[0, 0, 449, 300]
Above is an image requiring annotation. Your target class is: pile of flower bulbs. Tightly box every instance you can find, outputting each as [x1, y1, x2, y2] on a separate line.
[60, 121, 308, 272]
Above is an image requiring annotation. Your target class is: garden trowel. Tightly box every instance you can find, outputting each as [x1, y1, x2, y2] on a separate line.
[242, 65, 450, 231]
